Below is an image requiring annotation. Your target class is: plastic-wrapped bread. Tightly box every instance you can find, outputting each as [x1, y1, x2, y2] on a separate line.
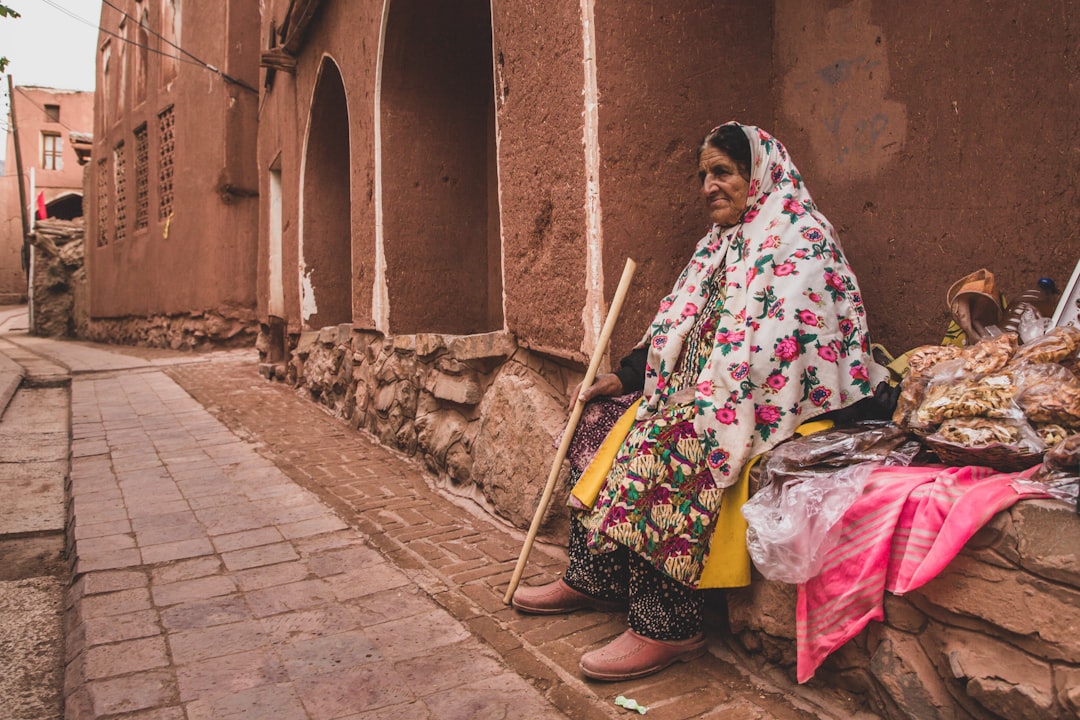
[915, 373, 1017, 426]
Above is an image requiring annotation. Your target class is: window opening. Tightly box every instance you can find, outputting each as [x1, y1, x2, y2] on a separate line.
[158, 106, 175, 221]
[42, 132, 62, 171]
[118, 18, 128, 111]
[97, 159, 110, 247]
[160, 0, 180, 84]
[114, 142, 127, 242]
[136, 8, 149, 102]
[134, 124, 149, 230]
[100, 41, 112, 127]
[44, 104, 60, 123]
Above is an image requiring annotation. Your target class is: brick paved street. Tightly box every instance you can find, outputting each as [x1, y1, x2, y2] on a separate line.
[0, 322, 869, 719]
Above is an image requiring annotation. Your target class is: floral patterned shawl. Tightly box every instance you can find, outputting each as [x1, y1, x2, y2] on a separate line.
[638, 123, 876, 489]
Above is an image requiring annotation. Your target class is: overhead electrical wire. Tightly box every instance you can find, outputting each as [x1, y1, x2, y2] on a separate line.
[97, 0, 259, 94]
[38, 0, 258, 95]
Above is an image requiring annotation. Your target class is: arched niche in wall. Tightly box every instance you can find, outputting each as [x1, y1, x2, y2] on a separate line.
[301, 57, 353, 330]
[380, 0, 503, 335]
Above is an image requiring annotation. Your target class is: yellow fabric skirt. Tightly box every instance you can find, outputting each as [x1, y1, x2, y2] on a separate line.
[570, 399, 831, 589]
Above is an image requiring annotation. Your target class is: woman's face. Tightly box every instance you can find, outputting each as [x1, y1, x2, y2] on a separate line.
[699, 146, 750, 228]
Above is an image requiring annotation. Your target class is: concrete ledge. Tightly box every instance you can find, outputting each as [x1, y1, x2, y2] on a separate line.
[0, 348, 25, 418]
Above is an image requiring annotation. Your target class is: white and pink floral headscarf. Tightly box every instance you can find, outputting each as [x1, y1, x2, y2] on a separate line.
[638, 122, 877, 488]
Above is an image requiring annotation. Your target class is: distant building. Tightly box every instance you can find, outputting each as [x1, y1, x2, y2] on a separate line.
[0, 86, 93, 304]
[85, 0, 260, 348]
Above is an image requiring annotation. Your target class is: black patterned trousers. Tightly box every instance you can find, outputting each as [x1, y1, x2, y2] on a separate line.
[562, 517, 703, 641]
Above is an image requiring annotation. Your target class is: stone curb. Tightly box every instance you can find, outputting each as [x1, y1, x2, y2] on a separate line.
[0, 347, 24, 417]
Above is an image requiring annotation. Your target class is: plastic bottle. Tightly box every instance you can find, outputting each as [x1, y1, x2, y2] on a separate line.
[1000, 277, 1058, 337]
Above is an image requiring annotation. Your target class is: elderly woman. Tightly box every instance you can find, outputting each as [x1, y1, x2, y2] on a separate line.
[512, 122, 881, 681]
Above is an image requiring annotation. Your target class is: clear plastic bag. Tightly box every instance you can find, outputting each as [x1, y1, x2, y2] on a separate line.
[743, 461, 877, 584]
[742, 423, 921, 584]
[1011, 325, 1080, 365]
[1015, 306, 1054, 344]
[1010, 361, 1080, 428]
[1030, 433, 1079, 507]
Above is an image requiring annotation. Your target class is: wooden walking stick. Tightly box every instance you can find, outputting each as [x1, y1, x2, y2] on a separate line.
[503, 257, 637, 604]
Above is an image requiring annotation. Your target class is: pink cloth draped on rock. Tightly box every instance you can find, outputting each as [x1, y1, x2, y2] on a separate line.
[795, 463, 1049, 683]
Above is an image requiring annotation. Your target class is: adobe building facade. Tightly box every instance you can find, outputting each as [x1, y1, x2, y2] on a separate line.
[85, 0, 260, 348]
[0, 86, 93, 304]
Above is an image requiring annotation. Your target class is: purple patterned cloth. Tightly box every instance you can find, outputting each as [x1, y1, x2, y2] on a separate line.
[565, 392, 640, 475]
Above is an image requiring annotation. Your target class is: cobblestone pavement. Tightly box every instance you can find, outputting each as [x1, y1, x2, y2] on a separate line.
[2, 325, 863, 719]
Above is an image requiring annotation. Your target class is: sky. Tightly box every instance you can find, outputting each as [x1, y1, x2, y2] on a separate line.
[0, 0, 102, 161]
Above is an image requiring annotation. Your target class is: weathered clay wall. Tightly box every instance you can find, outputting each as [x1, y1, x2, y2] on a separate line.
[256, 0, 381, 333]
[0, 183, 26, 304]
[1, 87, 94, 304]
[769, 0, 1079, 354]
[728, 500, 1080, 720]
[491, 0, 591, 359]
[593, 3, 776, 358]
[87, 0, 259, 338]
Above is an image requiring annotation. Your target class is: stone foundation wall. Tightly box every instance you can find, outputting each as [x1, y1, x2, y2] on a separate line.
[80, 310, 258, 350]
[728, 499, 1080, 720]
[265, 323, 581, 539]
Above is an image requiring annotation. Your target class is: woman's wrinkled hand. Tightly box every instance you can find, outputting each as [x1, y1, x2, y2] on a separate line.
[567, 373, 624, 412]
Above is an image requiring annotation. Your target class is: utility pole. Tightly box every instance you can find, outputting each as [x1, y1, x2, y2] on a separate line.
[7, 75, 30, 270]
[7, 75, 33, 329]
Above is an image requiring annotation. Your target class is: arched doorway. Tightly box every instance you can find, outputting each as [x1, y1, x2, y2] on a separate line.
[301, 58, 352, 329]
[46, 193, 83, 220]
[379, 0, 503, 335]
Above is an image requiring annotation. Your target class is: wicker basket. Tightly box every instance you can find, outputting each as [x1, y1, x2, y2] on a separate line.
[923, 436, 1044, 473]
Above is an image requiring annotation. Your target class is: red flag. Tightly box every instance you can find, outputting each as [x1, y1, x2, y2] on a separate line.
[36, 192, 46, 219]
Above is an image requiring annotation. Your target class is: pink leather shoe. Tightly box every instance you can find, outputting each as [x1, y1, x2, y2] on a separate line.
[511, 579, 625, 615]
[579, 629, 706, 681]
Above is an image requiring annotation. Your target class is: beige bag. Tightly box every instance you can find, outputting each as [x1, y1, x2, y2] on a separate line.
[946, 268, 1004, 343]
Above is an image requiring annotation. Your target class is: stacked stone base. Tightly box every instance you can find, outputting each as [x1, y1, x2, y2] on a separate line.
[80, 309, 258, 350]
[260, 322, 580, 540]
[728, 500, 1080, 720]
[30, 219, 85, 338]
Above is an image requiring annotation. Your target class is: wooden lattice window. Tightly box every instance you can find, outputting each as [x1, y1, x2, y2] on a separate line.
[97, 159, 110, 247]
[157, 105, 175, 221]
[114, 142, 127, 242]
[134, 124, 149, 230]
